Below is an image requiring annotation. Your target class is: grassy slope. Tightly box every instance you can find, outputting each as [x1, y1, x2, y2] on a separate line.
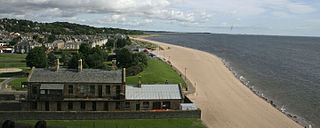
[8, 77, 27, 91]
[126, 59, 185, 87]
[17, 119, 205, 128]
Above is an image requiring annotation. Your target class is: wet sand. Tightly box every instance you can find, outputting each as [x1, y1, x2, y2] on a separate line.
[132, 37, 303, 128]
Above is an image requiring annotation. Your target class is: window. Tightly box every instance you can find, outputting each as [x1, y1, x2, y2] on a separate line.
[40, 90, 45, 94]
[125, 102, 130, 109]
[45, 102, 49, 111]
[81, 102, 86, 110]
[116, 86, 120, 95]
[105, 85, 111, 95]
[104, 102, 109, 111]
[90, 85, 95, 95]
[163, 102, 171, 109]
[68, 102, 73, 110]
[116, 102, 120, 110]
[92, 102, 96, 111]
[32, 86, 37, 94]
[143, 102, 149, 108]
[31, 102, 37, 110]
[57, 102, 61, 111]
[80, 85, 85, 94]
[68, 85, 73, 94]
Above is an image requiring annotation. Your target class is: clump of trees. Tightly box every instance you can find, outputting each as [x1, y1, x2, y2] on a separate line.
[67, 43, 108, 69]
[104, 37, 132, 50]
[116, 48, 148, 76]
[26, 47, 48, 68]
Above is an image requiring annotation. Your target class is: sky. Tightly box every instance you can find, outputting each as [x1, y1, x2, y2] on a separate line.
[0, 0, 320, 36]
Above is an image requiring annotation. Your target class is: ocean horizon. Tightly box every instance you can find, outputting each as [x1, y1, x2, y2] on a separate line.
[145, 33, 320, 127]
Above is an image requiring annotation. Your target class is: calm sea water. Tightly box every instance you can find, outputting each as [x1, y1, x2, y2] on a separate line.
[145, 33, 320, 127]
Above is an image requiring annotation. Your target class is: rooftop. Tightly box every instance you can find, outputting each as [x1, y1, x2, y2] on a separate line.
[125, 84, 182, 100]
[29, 68, 123, 83]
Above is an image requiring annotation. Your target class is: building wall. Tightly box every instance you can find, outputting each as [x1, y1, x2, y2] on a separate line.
[63, 83, 124, 98]
[22, 101, 124, 111]
[125, 100, 182, 111]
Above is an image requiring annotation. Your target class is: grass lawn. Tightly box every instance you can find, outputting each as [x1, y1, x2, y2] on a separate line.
[0, 53, 26, 58]
[0, 59, 25, 63]
[8, 77, 28, 91]
[0, 53, 27, 68]
[17, 119, 205, 128]
[127, 59, 185, 87]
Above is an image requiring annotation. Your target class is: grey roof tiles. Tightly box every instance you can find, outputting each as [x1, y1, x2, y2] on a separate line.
[29, 68, 123, 83]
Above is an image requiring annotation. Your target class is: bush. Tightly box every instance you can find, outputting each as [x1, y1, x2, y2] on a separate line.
[126, 65, 144, 76]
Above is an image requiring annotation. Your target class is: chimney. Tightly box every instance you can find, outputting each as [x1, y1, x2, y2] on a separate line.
[78, 59, 82, 72]
[55, 59, 59, 71]
[112, 59, 117, 70]
[138, 74, 142, 88]
[122, 68, 126, 84]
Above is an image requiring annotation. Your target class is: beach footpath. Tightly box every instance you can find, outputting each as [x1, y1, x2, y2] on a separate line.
[132, 37, 303, 128]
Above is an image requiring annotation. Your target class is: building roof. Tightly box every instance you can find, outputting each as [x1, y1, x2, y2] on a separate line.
[125, 84, 182, 100]
[29, 68, 123, 83]
[40, 84, 64, 90]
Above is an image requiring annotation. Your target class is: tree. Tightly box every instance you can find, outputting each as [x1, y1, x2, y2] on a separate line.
[132, 52, 148, 66]
[47, 52, 57, 67]
[9, 36, 21, 46]
[61, 51, 72, 65]
[115, 48, 132, 68]
[47, 35, 56, 43]
[26, 47, 48, 68]
[86, 46, 107, 69]
[68, 53, 81, 69]
[116, 39, 126, 48]
[79, 43, 91, 60]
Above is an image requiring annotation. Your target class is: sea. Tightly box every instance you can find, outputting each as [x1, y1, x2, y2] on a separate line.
[145, 33, 320, 127]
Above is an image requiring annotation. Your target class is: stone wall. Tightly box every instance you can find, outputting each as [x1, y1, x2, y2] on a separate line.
[0, 110, 201, 120]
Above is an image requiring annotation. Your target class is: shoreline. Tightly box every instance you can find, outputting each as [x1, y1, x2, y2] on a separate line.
[132, 37, 304, 128]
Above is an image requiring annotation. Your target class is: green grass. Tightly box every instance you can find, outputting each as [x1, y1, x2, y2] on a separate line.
[0, 79, 4, 82]
[0, 59, 25, 63]
[17, 119, 205, 128]
[0, 53, 26, 58]
[0, 54, 27, 68]
[0, 63, 27, 68]
[127, 59, 185, 87]
[7, 77, 28, 91]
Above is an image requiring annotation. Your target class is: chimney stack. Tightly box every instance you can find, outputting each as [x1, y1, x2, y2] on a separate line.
[138, 74, 142, 88]
[55, 59, 59, 71]
[78, 59, 82, 72]
[122, 68, 126, 84]
[112, 59, 117, 70]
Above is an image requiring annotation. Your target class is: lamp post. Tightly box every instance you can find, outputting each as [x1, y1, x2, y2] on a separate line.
[184, 67, 187, 89]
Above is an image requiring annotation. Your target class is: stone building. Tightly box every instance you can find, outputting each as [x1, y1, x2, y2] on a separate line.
[22, 59, 183, 111]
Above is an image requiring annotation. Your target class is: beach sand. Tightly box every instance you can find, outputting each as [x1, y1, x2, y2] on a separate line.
[133, 37, 303, 128]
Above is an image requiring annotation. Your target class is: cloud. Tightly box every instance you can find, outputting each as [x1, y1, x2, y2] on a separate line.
[184, 0, 316, 16]
[272, 11, 294, 18]
[287, 3, 316, 14]
[97, 15, 153, 26]
[0, 0, 211, 24]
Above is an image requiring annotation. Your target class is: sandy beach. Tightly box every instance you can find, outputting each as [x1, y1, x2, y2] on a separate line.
[133, 37, 303, 128]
